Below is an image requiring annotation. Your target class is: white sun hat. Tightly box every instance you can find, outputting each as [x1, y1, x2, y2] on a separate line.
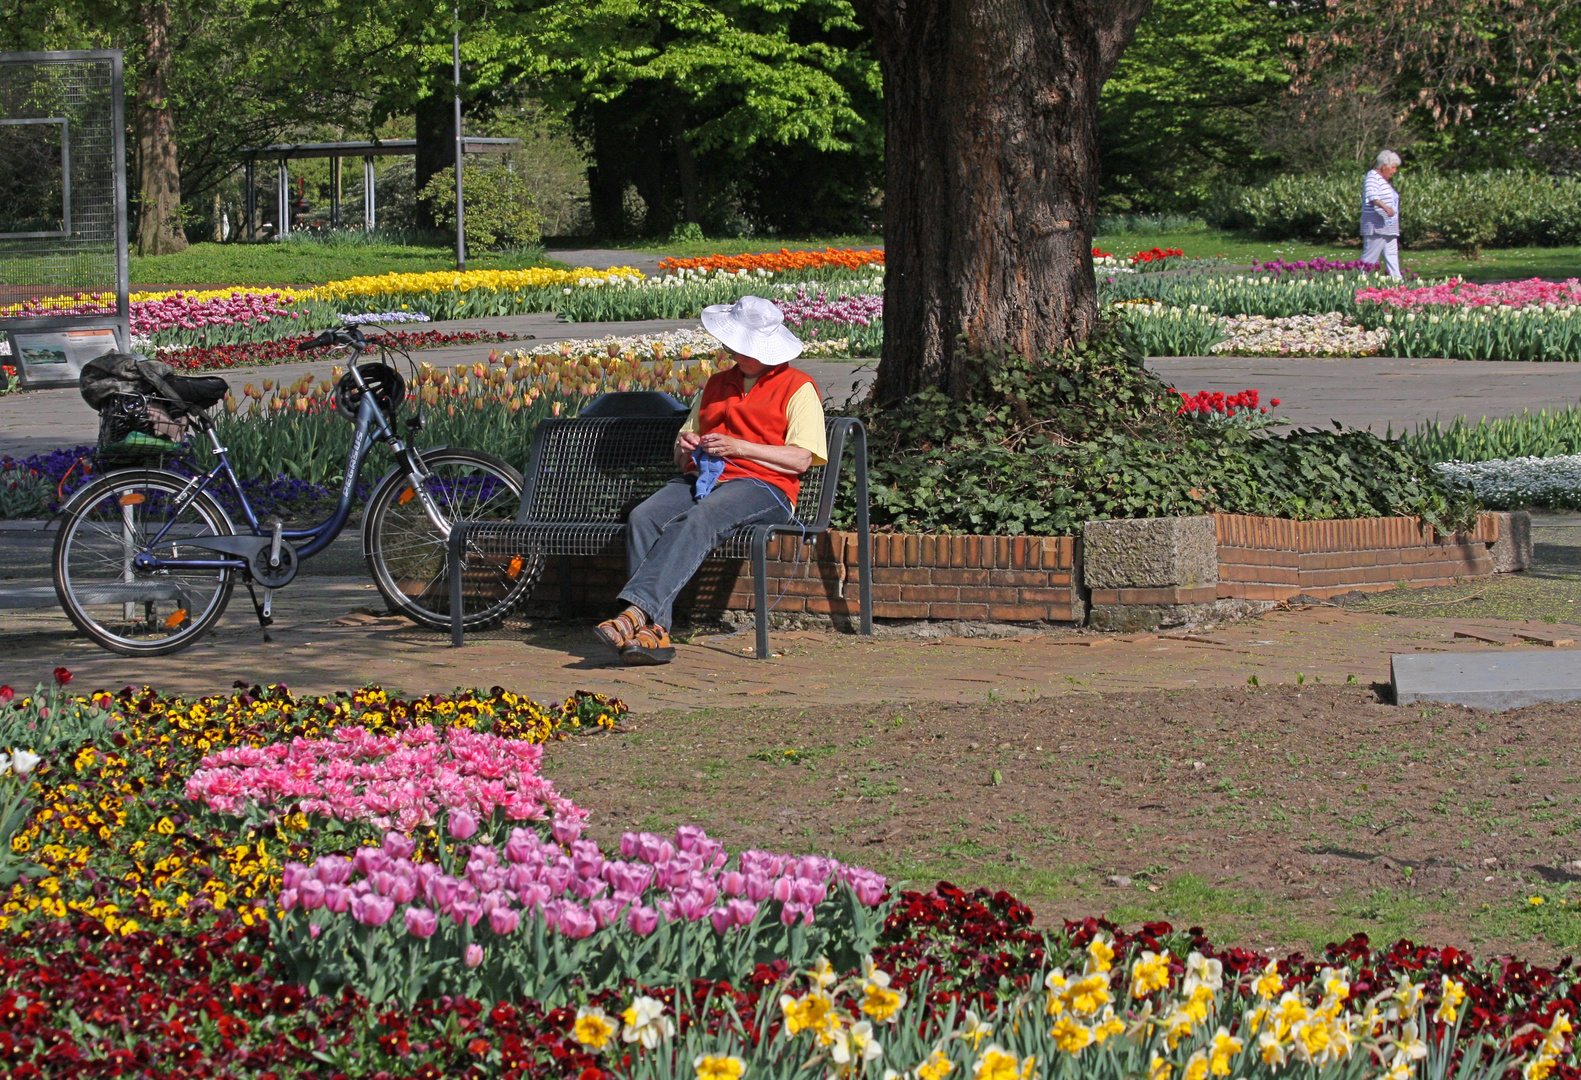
[700, 294, 803, 366]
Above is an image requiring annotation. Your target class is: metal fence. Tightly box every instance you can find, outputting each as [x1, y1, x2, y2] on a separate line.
[0, 50, 129, 386]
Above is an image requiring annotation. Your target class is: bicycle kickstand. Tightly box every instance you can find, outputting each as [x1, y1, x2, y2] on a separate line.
[243, 578, 275, 641]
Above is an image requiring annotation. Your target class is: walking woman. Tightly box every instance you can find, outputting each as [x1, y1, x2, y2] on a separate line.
[1361, 150, 1404, 280]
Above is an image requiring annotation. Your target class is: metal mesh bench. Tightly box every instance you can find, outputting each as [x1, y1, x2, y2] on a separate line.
[445, 403, 872, 658]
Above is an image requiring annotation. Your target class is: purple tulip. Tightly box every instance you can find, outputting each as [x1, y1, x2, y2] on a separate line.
[371, 871, 397, 897]
[504, 830, 537, 864]
[557, 904, 597, 938]
[551, 815, 582, 844]
[518, 882, 552, 908]
[571, 840, 604, 879]
[489, 906, 520, 934]
[676, 889, 713, 922]
[793, 878, 827, 906]
[405, 906, 438, 938]
[567, 876, 608, 900]
[351, 847, 389, 876]
[390, 873, 417, 905]
[627, 904, 660, 935]
[727, 898, 759, 926]
[675, 825, 708, 853]
[448, 809, 479, 840]
[299, 880, 326, 910]
[589, 896, 625, 929]
[465, 943, 485, 968]
[710, 907, 734, 935]
[428, 874, 460, 909]
[849, 871, 887, 907]
[620, 833, 639, 858]
[314, 855, 353, 885]
[278, 888, 299, 912]
[353, 894, 395, 926]
[781, 901, 814, 926]
[281, 863, 307, 891]
[542, 864, 572, 896]
[324, 885, 351, 914]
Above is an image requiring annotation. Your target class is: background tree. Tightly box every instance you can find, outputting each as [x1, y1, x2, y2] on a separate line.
[852, 0, 1154, 404]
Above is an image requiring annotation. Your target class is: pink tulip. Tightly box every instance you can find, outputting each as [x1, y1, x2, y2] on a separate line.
[299, 880, 326, 910]
[793, 878, 827, 906]
[465, 943, 484, 968]
[626, 904, 659, 935]
[744, 872, 773, 903]
[281, 863, 307, 891]
[504, 831, 537, 864]
[278, 889, 299, 912]
[489, 906, 520, 934]
[448, 809, 479, 840]
[324, 885, 351, 914]
[726, 898, 758, 926]
[382, 833, 416, 860]
[390, 874, 417, 905]
[620, 832, 639, 858]
[781, 901, 814, 926]
[710, 907, 735, 935]
[720, 871, 746, 897]
[405, 907, 438, 938]
[589, 897, 625, 929]
[551, 815, 582, 844]
[675, 825, 707, 853]
[771, 876, 795, 903]
[556, 904, 596, 938]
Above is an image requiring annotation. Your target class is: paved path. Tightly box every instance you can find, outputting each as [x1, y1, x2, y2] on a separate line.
[1147, 355, 1581, 434]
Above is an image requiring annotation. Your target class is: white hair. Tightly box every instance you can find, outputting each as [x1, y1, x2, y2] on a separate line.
[1374, 150, 1401, 170]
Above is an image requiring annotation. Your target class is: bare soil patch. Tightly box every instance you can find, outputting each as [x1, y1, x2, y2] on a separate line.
[541, 684, 1581, 960]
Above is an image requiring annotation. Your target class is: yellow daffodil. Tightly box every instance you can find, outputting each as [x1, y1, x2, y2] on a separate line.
[573, 1006, 616, 1051]
[1184, 953, 1223, 994]
[1257, 1030, 1287, 1067]
[1086, 935, 1115, 974]
[1091, 1007, 1125, 1045]
[973, 1045, 1034, 1080]
[1050, 1014, 1093, 1054]
[622, 996, 676, 1048]
[1433, 977, 1467, 1025]
[694, 1053, 745, 1080]
[1183, 1050, 1209, 1080]
[1183, 984, 1216, 1025]
[831, 1020, 884, 1069]
[862, 980, 906, 1023]
[918, 1049, 955, 1080]
[1131, 950, 1172, 998]
[1253, 960, 1283, 1000]
[782, 989, 843, 1045]
[1208, 1026, 1244, 1076]
[1149, 1056, 1173, 1080]
[955, 1011, 992, 1050]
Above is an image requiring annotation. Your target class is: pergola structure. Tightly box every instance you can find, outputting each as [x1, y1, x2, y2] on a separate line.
[236, 136, 519, 238]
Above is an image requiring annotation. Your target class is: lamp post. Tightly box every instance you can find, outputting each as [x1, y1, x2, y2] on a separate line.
[452, 5, 466, 271]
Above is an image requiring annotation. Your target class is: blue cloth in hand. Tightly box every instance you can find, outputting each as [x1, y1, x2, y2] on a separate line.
[692, 450, 727, 500]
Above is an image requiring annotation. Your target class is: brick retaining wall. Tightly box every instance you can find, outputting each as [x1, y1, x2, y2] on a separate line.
[1213, 512, 1501, 602]
[527, 512, 1508, 626]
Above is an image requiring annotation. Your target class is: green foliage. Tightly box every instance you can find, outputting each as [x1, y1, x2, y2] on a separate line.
[419, 164, 543, 251]
[1221, 170, 1581, 247]
[1099, 272, 1382, 320]
[1112, 304, 1226, 356]
[833, 347, 1476, 536]
[1379, 307, 1581, 362]
[0, 464, 54, 518]
[1400, 406, 1581, 464]
[131, 240, 561, 287]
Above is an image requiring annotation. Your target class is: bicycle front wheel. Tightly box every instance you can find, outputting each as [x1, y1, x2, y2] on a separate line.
[365, 448, 537, 630]
[53, 469, 236, 656]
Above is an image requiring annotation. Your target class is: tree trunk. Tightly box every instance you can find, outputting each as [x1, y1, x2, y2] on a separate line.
[855, 0, 1152, 404]
[670, 104, 700, 225]
[134, 0, 187, 256]
[414, 90, 455, 232]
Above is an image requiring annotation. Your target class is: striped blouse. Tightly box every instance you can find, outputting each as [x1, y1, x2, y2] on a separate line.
[1361, 170, 1400, 236]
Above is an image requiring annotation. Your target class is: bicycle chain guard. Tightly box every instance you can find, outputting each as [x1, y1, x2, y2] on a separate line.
[180, 534, 300, 588]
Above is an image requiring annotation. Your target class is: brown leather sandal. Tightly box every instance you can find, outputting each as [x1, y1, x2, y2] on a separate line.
[594, 606, 646, 651]
[621, 623, 675, 666]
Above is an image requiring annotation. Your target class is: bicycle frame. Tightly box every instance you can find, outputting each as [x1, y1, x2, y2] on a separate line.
[130, 353, 445, 577]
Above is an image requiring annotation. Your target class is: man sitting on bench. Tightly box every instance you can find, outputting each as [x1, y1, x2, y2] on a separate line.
[595, 295, 827, 665]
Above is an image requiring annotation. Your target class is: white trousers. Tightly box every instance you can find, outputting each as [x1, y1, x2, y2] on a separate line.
[1361, 234, 1402, 279]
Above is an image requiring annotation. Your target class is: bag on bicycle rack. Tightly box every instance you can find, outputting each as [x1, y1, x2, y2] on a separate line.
[80, 352, 229, 458]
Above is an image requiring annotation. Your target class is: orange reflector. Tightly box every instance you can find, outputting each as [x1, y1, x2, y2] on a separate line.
[397, 487, 416, 505]
[508, 555, 524, 579]
[164, 609, 188, 629]
[118, 493, 144, 506]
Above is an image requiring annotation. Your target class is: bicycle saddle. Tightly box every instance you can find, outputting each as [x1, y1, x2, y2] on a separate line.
[164, 374, 229, 411]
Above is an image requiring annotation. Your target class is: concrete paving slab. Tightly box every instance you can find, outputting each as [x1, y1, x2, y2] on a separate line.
[1392, 650, 1581, 710]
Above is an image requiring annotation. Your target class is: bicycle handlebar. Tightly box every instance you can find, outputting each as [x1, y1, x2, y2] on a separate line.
[296, 326, 369, 353]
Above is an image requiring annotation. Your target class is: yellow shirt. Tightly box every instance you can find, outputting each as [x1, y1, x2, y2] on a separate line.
[679, 374, 828, 466]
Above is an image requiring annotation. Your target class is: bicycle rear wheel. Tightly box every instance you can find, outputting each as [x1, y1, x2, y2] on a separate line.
[53, 469, 236, 656]
[364, 448, 538, 630]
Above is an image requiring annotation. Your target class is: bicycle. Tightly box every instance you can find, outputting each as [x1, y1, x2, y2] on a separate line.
[51, 326, 541, 656]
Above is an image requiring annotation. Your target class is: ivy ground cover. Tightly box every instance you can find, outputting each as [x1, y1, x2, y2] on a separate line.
[5, 679, 1581, 1078]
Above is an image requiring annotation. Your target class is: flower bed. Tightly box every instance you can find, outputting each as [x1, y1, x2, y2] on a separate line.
[656, 247, 884, 274]
[155, 329, 518, 372]
[1435, 454, 1581, 510]
[1357, 278, 1581, 311]
[1214, 313, 1390, 357]
[2, 669, 1579, 1080]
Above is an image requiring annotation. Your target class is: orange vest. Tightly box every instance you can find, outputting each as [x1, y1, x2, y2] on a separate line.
[697, 363, 819, 506]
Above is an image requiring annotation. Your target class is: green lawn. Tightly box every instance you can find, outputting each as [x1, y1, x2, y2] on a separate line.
[131, 241, 565, 287]
[545, 233, 884, 258]
[132, 229, 1581, 289]
[1096, 226, 1581, 281]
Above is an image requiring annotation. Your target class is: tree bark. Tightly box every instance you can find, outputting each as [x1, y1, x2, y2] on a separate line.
[855, 0, 1152, 404]
[414, 90, 455, 232]
[134, 0, 187, 256]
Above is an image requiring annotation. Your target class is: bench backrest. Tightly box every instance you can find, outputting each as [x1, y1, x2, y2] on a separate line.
[514, 414, 856, 530]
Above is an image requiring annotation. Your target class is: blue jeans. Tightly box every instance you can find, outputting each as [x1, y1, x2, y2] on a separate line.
[618, 476, 791, 630]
